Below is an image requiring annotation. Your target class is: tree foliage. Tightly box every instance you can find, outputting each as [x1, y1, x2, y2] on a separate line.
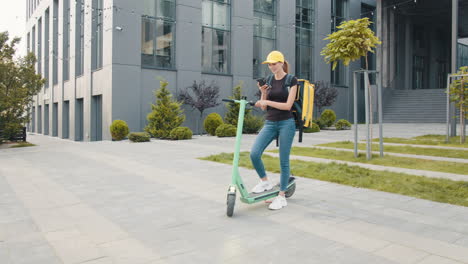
[321, 17, 381, 70]
[449, 66, 468, 143]
[224, 81, 251, 126]
[178, 80, 220, 134]
[145, 79, 185, 139]
[0, 31, 44, 141]
[313, 81, 338, 116]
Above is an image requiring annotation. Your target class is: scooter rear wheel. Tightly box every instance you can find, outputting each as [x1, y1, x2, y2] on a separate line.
[285, 183, 296, 198]
[226, 193, 236, 217]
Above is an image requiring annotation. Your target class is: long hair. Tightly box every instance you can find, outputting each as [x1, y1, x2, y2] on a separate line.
[283, 60, 289, 73]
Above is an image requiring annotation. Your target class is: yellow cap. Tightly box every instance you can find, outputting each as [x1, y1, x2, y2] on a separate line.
[262, 50, 285, 64]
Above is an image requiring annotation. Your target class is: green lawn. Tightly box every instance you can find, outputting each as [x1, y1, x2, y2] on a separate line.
[373, 135, 468, 148]
[317, 141, 468, 159]
[200, 152, 468, 207]
[9, 142, 36, 148]
[268, 147, 468, 175]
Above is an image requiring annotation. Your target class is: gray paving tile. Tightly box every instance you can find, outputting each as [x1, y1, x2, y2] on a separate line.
[1, 124, 467, 264]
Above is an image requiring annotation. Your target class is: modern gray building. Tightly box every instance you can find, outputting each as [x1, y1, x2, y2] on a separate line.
[376, 0, 467, 124]
[25, 0, 467, 141]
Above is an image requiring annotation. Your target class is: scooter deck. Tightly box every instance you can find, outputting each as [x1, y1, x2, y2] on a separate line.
[248, 184, 282, 200]
[240, 178, 295, 203]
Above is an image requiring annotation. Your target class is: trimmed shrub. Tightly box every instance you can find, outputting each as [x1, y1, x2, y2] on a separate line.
[215, 124, 237, 137]
[314, 118, 326, 129]
[320, 109, 336, 127]
[204, 113, 223, 136]
[224, 82, 251, 126]
[335, 119, 352, 130]
[304, 123, 320, 133]
[110, 120, 129, 141]
[243, 114, 264, 134]
[128, 132, 151, 142]
[145, 79, 185, 139]
[170, 127, 193, 140]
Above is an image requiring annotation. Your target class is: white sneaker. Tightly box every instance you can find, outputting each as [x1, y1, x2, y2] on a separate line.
[268, 195, 287, 210]
[251, 180, 274, 193]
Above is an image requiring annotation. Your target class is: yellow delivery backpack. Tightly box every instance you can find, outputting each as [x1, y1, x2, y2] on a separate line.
[266, 75, 315, 142]
[294, 79, 315, 142]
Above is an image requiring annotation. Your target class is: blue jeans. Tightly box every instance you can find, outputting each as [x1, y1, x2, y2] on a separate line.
[250, 118, 296, 191]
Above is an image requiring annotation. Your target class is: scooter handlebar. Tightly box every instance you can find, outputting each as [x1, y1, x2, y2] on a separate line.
[222, 99, 256, 106]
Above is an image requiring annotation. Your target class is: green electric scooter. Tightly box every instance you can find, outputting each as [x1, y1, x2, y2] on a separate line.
[222, 97, 296, 217]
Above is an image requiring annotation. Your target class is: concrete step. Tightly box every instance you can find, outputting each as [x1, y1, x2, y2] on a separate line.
[384, 107, 445, 110]
[382, 89, 452, 123]
[392, 89, 446, 93]
[385, 99, 446, 102]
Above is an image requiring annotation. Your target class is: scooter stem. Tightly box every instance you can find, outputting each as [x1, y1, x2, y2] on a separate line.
[232, 99, 246, 170]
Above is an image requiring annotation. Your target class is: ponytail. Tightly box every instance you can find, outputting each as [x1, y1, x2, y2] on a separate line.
[283, 60, 289, 74]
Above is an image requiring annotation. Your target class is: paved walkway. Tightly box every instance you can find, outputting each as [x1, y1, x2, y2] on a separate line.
[1, 124, 468, 264]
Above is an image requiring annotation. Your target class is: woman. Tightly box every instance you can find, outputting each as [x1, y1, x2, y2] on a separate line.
[251, 50, 298, 210]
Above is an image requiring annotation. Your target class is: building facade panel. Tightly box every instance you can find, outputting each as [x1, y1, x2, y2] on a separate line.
[27, 0, 420, 141]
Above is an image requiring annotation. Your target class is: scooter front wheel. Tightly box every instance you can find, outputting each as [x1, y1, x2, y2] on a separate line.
[226, 193, 236, 217]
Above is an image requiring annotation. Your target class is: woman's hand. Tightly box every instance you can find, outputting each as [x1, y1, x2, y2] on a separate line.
[255, 100, 268, 108]
[257, 83, 269, 94]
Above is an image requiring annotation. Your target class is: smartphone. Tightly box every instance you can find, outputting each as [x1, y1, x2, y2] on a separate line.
[257, 78, 266, 86]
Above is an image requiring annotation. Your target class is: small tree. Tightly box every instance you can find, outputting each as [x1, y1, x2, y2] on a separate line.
[145, 79, 185, 139]
[449, 66, 468, 143]
[320, 17, 381, 127]
[0, 32, 44, 142]
[225, 81, 252, 126]
[321, 17, 381, 71]
[321, 17, 381, 158]
[313, 81, 338, 117]
[178, 80, 220, 134]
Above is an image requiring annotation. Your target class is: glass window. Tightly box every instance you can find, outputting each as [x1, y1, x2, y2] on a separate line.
[413, 56, 425, 89]
[155, 19, 175, 68]
[331, 0, 347, 32]
[80, 2, 85, 75]
[253, 0, 276, 78]
[63, 0, 70, 81]
[156, 0, 175, 19]
[295, 0, 315, 81]
[457, 0, 468, 68]
[202, 0, 231, 74]
[92, 0, 103, 70]
[75, 0, 84, 76]
[458, 44, 468, 68]
[45, 8, 49, 89]
[32, 26, 36, 57]
[331, 62, 346, 86]
[143, 0, 175, 19]
[202, 0, 212, 27]
[213, 2, 230, 30]
[38, 18, 42, 77]
[27, 32, 30, 52]
[330, 0, 347, 86]
[141, 0, 176, 69]
[53, 0, 58, 85]
[254, 0, 275, 14]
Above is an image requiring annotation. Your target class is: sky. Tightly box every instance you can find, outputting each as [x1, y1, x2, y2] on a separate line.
[0, 0, 27, 57]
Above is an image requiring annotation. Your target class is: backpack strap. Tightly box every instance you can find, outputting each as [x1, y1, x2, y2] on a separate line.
[266, 74, 274, 87]
[284, 74, 294, 92]
[267, 74, 294, 89]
